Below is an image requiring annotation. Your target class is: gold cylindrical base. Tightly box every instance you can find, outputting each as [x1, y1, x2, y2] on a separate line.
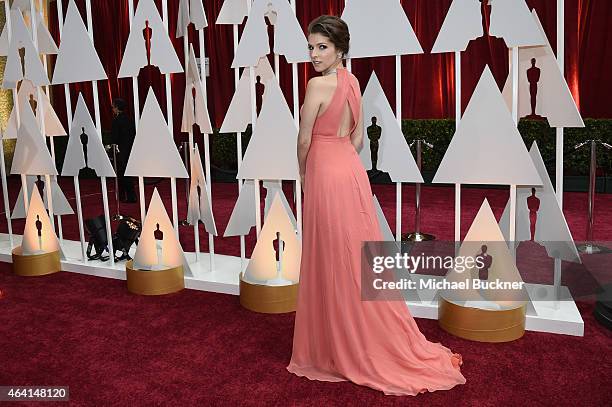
[11, 247, 61, 277]
[239, 272, 299, 314]
[438, 298, 526, 343]
[125, 260, 184, 296]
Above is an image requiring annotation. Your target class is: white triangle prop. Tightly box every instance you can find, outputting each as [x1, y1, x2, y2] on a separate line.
[12, 175, 74, 219]
[0, 23, 8, 55]
[443, 199, 527, 309]
[187, 145, 217, 235]
[433, 66, 541, 186]
[11, 0, 38, 12]
[499, 142, 580, 263]
[181, 45, 212, 134]
[362, 72, 423, 183]
[501, 11, 583, 128]
[263, 180, 297, 230]
[6, 80, 66, 138]
[10, 104, 57, 175]
[232, 0, 309, 67]
[125, 88, 188, 178]
[118, 0, 183, 77]
[244, 193, 301, 284]
[21, 187, 60, 256]
[52, 0, 107, 84]
[432, 0, 545, 53]
[223, 180, 256, 237]
[36, 13, 59, 55]
[340, 0, 423, 58]
[431, 0, 482, 53]
[220, 57, 275, 133]
[2, 10, 49, 88]
[133, 189, 191, 275]
[62, 94, 116, 177]
[236, 79, 299, 180]
[176, 0, 208, 38]
[489, 0, 546, 48]
[373, 195, 394, 241]
[216, 0, 249, 25]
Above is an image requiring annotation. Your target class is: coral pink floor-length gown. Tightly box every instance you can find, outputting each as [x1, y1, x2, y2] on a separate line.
[287, 68, 466, 396]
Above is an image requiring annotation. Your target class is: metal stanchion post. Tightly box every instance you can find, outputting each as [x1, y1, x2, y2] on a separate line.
[403, 139, 435, 242]
[576, 140, 611, 254]
[179, 141, 190, 226]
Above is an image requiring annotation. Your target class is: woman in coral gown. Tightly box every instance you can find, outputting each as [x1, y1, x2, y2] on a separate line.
[287, 16, 466, 396]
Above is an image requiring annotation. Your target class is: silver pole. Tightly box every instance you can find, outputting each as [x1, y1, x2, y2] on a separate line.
[587, 140, 596, 242]
[110, 144, 122, 220]
[179, 141, 190, 226]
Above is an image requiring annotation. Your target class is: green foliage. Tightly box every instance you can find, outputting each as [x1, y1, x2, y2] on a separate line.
[209, 119, 612, 177]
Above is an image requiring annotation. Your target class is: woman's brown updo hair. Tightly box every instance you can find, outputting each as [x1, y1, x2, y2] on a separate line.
[307, 15, 350, 58]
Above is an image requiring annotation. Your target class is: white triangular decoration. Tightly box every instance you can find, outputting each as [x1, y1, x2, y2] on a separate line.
[6, 80, 66, 138]
[432, 0, 545, 53]
[2, 10, 49, 88]
[489, 0, 546, 48]
[133, 189, 191, 275]
[118, 0, 183, 77]
[373, 195, 394, 241]
[216, 0, 249, 25]
[236, 78, 299, 180]
[232, 0, 309, 67]
[36, 13, 59, 55]
[21, 187, 60, 255]
[61, 94, 116, 177]
[220, 57, 275, 133]
[12, 175, 74, 219]
[125, 88, 189, 178]
[176, 0, 208, 38]
[340, 0, 423, 58]
[263, 180, 297, 230]
[181, 45, 212, 134]
[501, 11, 583, 128]
[361, 72, 423, 183]
[186, 144, 217, 235]
[11, 0, 37, 12]
[499, 142, 580, 263]
[223, 180, 256, 237]
[0, 23, 8, 55]
[433, 66, 541, 186]
[443, 199, 527, 308]
[10, 104, 57, 175]
[244, 193, 301, 283]
[52, 0, 107, 84]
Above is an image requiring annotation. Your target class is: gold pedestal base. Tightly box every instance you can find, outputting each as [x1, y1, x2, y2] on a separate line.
[438, 298, 526, 343]
[125, 260, 184, 296]
[239, 272, 299, 314]
[11, 247, 61, 277]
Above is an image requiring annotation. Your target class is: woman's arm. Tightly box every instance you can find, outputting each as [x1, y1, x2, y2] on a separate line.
[350, 104, 364, 153]
[297, 78, 322, 183]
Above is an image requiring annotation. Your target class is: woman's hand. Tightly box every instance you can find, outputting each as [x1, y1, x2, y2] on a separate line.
[300, 172, 306, 188]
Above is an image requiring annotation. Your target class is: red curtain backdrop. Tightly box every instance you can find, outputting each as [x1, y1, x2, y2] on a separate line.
[47, 0, 612, 139]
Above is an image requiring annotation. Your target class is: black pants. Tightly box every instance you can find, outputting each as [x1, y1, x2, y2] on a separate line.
[117, 158, 136, 201]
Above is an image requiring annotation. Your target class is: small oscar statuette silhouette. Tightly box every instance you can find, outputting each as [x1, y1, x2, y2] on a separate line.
[526, 58, 545, 120]
[18, 47, 26, 78]
[527, 188, 541, 241]
[196, 183, 203, 220]
[80, 127, 90, 169]
[143, 20, 153, 66]
[367, 116, 381, 174]
[154, 223, 164, 269]
[36, 214, 43, 253]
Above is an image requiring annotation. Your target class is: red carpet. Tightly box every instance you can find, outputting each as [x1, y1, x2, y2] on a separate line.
[0, 179, 611, 405]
